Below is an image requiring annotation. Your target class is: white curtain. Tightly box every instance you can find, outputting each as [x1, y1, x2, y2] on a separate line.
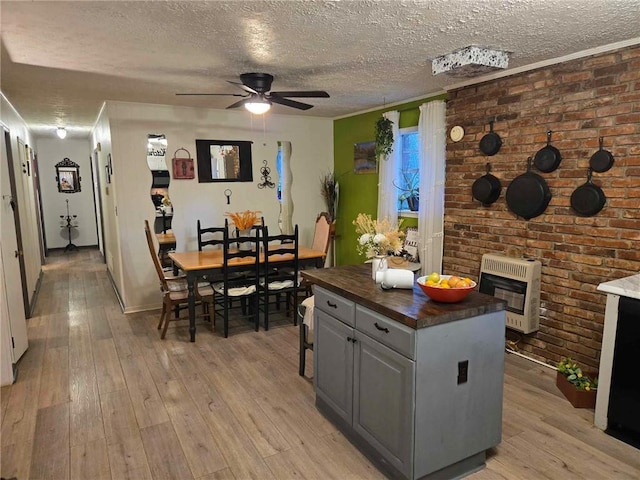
[377, 110, 400, 221]
[417, 100, 446, 275]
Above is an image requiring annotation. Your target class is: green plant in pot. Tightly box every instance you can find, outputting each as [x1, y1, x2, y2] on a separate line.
[556, 357, 598, 408]
[394, 170, 419, 211]
[375, 116, 394, 161]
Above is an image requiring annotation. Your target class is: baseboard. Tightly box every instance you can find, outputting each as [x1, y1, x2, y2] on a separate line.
[106, 269, 125, 312]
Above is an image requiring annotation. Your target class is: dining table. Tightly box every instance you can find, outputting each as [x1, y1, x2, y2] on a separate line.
[169, 246, 326, 341]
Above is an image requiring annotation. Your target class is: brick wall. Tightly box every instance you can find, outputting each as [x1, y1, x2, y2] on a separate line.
[445, 45, 640, 370]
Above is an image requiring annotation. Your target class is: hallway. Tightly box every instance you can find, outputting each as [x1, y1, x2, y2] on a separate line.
[2, 249, 640, 479]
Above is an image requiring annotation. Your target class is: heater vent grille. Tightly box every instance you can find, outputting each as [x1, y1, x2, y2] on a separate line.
[480, 254, 541, 334]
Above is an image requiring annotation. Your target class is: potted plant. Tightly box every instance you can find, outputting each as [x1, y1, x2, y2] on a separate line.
[375, 115, 394, 161]
[394, 170, 419, 211]
[556, 357, 598, 409]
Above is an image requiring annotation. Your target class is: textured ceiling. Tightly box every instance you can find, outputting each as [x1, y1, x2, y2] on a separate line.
[2, 0, 640, 139]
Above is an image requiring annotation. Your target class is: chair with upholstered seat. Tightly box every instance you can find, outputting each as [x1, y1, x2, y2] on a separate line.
[297, 212, 332, 298]
[211, 227, 261, 337]
[257, 225, 299, 331]
[144, 220, 214, 339]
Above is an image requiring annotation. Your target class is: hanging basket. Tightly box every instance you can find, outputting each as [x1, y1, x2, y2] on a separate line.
[375, 116, 394, 160]
[172, 148, 195, 179]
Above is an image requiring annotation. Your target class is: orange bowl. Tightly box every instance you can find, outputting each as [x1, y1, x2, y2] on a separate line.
[416, 275, 477, 303]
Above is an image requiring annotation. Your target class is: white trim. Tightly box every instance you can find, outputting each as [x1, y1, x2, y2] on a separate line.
[399, 211, 418, 219]
[445, 37, 640, 92]
[332, 91, 446, 120]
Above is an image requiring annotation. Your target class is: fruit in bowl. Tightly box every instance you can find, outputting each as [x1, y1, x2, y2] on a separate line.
[416, 274, 477, 303]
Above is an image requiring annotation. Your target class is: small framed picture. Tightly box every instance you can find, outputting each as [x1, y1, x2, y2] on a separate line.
[354, 141, 377, 174]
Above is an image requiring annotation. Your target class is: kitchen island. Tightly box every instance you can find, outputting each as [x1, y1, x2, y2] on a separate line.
[302, 264, 506, 480]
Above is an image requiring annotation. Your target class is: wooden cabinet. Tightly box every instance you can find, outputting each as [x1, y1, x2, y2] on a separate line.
[313, 285, 505, 480]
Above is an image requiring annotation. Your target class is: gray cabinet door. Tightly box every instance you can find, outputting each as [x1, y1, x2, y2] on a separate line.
[353, 332, 415, 478]
[314, 309, 354, 423]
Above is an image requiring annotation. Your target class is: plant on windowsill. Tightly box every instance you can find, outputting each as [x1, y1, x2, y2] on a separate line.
[374, 115, 394, 161]
[394, 170, 419, 212]
[556, 357, 598, 409]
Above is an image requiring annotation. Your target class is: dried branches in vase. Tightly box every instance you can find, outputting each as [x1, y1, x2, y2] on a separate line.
[320, 171, 338, 220]
[225, 210, 261, 230]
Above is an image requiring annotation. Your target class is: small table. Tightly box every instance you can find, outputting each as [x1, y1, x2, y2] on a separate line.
[169, 246, 326, 341]
[156, 232, 176, 267]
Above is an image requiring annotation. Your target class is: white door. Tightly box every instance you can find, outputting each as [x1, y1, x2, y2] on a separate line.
[0, 129, 29, 363]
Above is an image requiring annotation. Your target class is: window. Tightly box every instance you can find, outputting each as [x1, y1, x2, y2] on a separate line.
[397, 127, 419, 212]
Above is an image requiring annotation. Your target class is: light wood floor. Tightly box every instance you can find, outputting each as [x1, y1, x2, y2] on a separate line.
[1, 249, 639, 480]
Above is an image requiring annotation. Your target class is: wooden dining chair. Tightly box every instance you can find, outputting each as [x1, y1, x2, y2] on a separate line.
[297, 212, 332, 298]
[257, 225, 299, 331]
[211, 227, 261, 338]
[144, 220, 214, 339]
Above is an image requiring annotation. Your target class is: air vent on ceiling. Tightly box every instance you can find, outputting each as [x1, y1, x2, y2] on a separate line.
[432, 46, 509, 78]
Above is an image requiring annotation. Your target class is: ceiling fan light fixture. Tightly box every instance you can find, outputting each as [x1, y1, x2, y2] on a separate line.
[56, 127, 67, 139]
[244, 98, 271, 115]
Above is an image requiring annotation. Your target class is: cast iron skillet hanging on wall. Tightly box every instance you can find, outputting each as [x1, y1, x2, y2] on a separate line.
[506, 157, 552, 220]
[472, 163, 501, 205]
[590, 137, 614, 173]
[479, 120, 502, 156]
[571, 168, 606, 216]
[534, 130, 562, 173]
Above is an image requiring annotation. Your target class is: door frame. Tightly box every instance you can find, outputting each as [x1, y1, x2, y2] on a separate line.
[4, 129, 30, 317]
[91, 149, 106, 261]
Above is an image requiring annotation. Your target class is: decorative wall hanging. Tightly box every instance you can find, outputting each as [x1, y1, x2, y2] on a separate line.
[257, 160, 275, 189]
[354, 141, 377, 174]
[224, 189, 232, 205]
[172, 148, 195, 179]
[55, 157, 81, 193]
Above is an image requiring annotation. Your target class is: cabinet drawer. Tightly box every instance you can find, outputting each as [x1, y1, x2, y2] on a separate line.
[356, 305, 415, 359]
[315, 286, 355, 327]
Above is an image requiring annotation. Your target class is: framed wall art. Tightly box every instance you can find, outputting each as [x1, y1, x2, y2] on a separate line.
[354, 141, 377, 174]
[55, 157, 81, 193]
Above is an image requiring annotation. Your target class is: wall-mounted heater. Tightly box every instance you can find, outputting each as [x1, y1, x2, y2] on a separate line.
[479, 254, 541, 333]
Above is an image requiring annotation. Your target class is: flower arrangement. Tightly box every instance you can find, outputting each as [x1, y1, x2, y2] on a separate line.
[225, 210, 261, 230]
[353, 213, 404, 259]
[557, 357, 598, 391]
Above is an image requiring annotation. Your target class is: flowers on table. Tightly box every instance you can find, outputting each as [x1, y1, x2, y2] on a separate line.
[353, 213, 404, 259]
[225, 210, 261, 230]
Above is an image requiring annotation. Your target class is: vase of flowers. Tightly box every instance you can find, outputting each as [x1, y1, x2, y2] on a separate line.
[353, 213, 404, 279]
[225, 210, 261, 251]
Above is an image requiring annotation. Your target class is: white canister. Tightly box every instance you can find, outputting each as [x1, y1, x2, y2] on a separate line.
[375, 269, 415, 289]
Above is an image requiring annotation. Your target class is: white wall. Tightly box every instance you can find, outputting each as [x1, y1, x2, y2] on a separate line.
[36, 138, 97, 249]
[106, 101, 333, 312]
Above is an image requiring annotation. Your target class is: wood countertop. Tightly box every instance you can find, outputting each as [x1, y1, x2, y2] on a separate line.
[302, 264, 506, 330]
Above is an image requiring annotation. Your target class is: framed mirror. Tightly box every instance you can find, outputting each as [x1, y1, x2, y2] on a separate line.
[196, 139, 253, 182]
[55, 158, 81, 193]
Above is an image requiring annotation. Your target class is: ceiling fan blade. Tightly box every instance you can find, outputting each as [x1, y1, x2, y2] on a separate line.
[269, 96, 313, 110]
[227, 80, 258, 94]
[176, 93, 247, 97]
[270, 91, 330, 98]
[226, 98, 251, 109]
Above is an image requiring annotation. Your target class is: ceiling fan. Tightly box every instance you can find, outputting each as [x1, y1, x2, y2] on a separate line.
[176, 72, 330, 114]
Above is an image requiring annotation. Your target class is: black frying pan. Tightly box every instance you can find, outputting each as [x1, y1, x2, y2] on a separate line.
[534, 130, 562, 173]
[506, 157, 552, 220]
[590, 137, 614, 173]
[472, 163, 501, 205]
[571, 168, 606, 216]
[479, 120, 502, 156]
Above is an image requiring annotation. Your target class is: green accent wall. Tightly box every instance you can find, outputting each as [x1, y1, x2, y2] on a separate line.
[333, 94, 446, 266]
